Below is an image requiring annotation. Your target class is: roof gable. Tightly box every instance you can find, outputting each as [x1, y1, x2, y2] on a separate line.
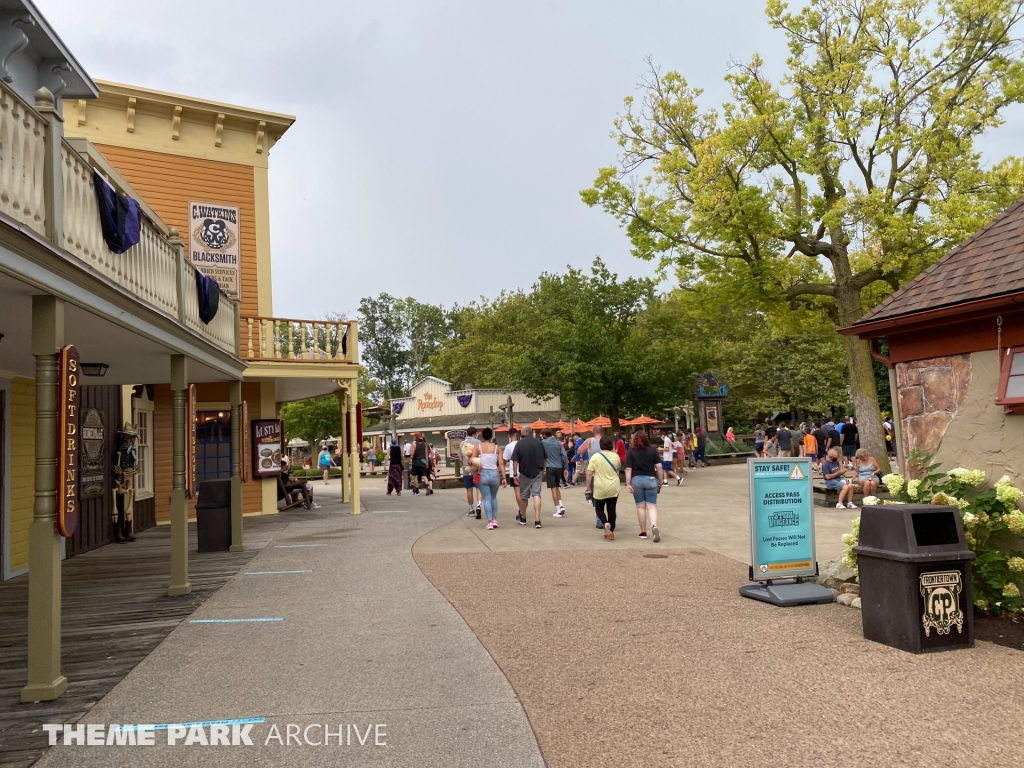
[854, 198, 1024, 328]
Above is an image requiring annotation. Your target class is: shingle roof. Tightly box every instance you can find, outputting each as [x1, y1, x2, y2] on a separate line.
[854, 198, 1024, 327]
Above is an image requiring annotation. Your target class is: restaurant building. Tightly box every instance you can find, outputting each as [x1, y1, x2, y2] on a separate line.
[842, 199, 1024, 481]
[0, 0, 359, 702]
[363, 377, 564, 453]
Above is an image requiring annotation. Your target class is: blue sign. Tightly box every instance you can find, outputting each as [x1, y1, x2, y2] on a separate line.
[747, 458, 817, 580]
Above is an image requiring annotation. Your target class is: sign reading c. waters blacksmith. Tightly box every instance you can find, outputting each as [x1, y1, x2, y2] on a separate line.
[188, 201, 240, 297]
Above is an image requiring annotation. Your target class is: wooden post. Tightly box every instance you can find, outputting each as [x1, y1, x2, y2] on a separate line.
[21, 296, 67, 703]
[168, 355, 191, 596]
[34, 88, 63, 247]
[349, 388, 361, 515]
[230, 379, 244, 552]
[337, 391, 349, 503]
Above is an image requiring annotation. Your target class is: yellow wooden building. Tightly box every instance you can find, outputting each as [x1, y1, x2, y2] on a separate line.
[0, 0, 359, 702]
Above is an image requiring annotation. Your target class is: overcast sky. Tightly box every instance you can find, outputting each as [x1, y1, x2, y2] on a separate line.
[44, 0, 1024, 319]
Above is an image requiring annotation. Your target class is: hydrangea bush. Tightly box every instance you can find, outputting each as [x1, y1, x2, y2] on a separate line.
[845, 451, 1024, 615]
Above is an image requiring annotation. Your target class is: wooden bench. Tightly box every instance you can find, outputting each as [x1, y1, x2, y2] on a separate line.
[812, 479, 889, 508]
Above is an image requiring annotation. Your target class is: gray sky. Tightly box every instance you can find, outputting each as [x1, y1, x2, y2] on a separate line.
[45, 0, 1024, 319]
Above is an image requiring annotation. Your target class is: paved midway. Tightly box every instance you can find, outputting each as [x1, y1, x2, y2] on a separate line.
[414, 465, 1024, 767]
[33, 482, 544, 768]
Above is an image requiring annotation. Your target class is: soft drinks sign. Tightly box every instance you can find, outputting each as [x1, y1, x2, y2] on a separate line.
[57, 345, 80, 537]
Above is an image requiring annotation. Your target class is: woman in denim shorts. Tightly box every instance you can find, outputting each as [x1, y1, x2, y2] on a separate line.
[624, 430, 665, 542]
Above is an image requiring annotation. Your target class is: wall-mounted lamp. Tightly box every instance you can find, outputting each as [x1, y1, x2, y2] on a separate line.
[81, 363, 109, 377]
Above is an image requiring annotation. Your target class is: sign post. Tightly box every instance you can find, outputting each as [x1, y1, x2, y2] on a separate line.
[739, 457, 834, 606]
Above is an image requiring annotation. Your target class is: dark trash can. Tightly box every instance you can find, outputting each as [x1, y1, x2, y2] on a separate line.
[196, 478, 232, 553]
[854, 504, 975, 654]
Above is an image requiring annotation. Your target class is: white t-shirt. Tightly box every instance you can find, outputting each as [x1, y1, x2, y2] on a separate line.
[502, 441, 517, 477]
[662, 437, 674, 462]
[403, 442, 412, 457]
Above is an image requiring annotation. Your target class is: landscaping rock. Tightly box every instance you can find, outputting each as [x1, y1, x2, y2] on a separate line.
[837, 593, 856, 607]
[839, 582, 860, 596]
[852, 597, 862, 610]
[811, 558, 858, 590]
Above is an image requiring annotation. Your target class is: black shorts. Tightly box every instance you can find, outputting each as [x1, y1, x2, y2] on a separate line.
[463, 474, 476, 490]
[842, 445, 857, 457]
[412, 465, 430, 478]
[545, 468, 563, 488]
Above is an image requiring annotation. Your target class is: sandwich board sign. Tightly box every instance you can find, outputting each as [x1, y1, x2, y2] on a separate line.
[739, 457, 834, 606]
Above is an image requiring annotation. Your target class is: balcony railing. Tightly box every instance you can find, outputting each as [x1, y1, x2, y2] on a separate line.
[0, 80, 238, 357]
[242, 317, 357, 365]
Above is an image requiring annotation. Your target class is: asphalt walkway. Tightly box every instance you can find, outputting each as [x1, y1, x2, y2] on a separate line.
[33, 483, 544, 768]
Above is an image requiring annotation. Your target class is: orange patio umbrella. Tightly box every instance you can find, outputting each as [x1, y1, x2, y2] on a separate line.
[495, 422, 521, 432]
[572, 419, 592, 432]
[551, 420, 571, 432]
[627, 415, 662, 426]
[530, 419, 552, 429]
[589, 416, 612, 428]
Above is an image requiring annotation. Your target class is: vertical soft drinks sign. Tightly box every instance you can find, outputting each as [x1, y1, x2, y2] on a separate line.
[747, 458, 817, 579]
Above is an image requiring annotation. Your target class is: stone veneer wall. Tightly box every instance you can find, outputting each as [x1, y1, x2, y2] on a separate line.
[897, 349, 1024, 484]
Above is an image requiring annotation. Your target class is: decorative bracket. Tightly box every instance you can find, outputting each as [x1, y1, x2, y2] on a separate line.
[0, 15, 34, 83]
[40, 59, 71, 100]
[77, 98, 87, 126]
[255, 120, 266, 154]
[171, 105, 182, 140]
[214, 112, 224, 147]
[126, 96, 136, 132]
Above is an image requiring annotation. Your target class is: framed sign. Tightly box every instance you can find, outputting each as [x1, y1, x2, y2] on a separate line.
[252, 419, 283, 478]
[80, 407, 107, 499]
[705, 404, 720, 433]
[57, 345, 80, 537]
[445, 430, 467, 460]
[188, 201, 240, 297]
[186, 384, 196, 498]
[747, 458, 817, 580]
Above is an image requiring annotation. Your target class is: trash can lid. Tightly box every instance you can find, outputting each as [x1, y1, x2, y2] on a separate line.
[853, 505, 976, 563]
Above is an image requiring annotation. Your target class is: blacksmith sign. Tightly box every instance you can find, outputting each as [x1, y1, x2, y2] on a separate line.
[57, 345, 80, 537]
[80, 407, 107, 499]
[188, 201, 240, 297]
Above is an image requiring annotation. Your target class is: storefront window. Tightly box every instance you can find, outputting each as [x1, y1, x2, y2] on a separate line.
[133, 393, 154, 499]
[196, 411, 232, 486]
[997, 346, 1024, 406]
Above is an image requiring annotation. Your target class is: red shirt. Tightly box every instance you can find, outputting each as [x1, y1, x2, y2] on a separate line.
[615, 439, 627, 463]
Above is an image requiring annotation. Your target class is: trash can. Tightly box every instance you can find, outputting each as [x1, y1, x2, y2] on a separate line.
[196, 478, 232, 553]
[854, 504, 975, 653]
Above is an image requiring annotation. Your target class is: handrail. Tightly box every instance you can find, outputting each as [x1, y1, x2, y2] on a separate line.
[241, 317, 357, 364]
[0, 83, 47, 235]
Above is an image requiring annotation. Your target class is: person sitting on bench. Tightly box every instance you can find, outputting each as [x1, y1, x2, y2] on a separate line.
[822, 448, 856, 510]
[281, 458, 319, 509]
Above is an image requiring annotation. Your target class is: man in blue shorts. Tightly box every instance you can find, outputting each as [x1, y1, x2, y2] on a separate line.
[822, 448, 855, 509]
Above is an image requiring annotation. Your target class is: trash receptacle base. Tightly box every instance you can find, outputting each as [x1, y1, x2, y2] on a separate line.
[739, 580, 835, 607]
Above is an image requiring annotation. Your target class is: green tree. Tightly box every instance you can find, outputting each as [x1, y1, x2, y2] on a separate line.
[505, 260, 698, 431]
[583, 0, 1024, 472]
[280, 395, 341, 447]
[358, 293, 409, 400]
[397, 298, 450, 382]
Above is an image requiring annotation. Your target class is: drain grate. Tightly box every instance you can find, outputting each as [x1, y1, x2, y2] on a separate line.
[643, 554, 669, 559]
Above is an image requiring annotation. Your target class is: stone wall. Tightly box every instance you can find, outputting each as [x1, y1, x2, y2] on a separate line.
[898, 350, 1024, 484]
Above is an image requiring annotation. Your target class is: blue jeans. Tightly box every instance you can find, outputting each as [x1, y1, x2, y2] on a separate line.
[478, 470, 501, 521]
[631, 475, 659, 505]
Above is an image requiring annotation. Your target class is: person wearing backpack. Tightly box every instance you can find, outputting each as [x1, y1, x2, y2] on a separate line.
[586, 435, 622, 540]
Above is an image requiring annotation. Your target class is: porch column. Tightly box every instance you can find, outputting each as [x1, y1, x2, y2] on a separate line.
[888, 367, 905, 470]
[168, 355, 191, 597]
[21, 296, 67, 703]
[349, 389, 361, 515]
[230, 380, 244, 552]
[337, 391, 349, 504]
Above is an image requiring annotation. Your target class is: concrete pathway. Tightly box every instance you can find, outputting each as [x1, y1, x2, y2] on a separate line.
[414, 462, 855, 562]
[34, 481, 544, 768]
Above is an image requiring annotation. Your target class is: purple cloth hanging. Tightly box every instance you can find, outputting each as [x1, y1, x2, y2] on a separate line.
[92, 171, 141, 254]
[194, 269, 220, 324]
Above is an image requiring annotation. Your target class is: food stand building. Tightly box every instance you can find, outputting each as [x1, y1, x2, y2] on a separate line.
[842, 199, 1024, 481]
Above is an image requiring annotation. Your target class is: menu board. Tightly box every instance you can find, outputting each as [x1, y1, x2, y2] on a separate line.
[252, 419, 283, 478]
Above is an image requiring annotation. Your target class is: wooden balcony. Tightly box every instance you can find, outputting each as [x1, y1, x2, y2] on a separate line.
[242, 317, 358, 365]
[0, 80, 238, 357]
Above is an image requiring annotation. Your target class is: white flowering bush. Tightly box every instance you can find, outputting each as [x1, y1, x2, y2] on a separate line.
[862, 495, 880, 506]
[842, 517, 860, 575]
[857, 450, 1024, 615]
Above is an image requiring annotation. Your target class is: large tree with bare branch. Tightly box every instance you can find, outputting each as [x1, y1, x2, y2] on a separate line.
[583, 0, 1024, 470]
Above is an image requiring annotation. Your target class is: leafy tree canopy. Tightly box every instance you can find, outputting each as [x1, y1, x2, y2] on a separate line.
[583, 0, 1024, 471]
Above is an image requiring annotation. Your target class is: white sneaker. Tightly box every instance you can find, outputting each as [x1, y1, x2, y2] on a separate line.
[847, 502, 858, 509]
[553, 510, 565, 518]
[311, 503, 321, 509]
[836, 503, 845, 509]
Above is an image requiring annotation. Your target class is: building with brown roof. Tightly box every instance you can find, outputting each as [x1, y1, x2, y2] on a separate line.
[842, 199, 1024, 479]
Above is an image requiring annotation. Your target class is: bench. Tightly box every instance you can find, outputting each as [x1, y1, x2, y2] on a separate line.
[812, 479, 889, 508]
